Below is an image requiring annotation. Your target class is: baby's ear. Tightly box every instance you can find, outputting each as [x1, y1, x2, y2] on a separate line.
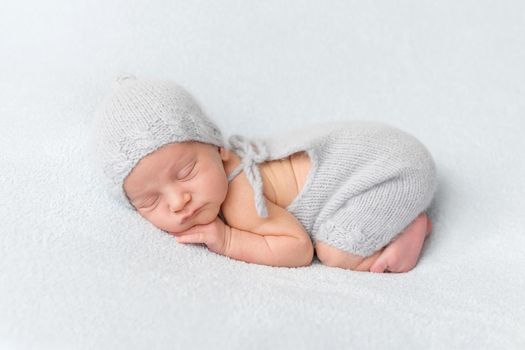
[218, 146, 230, 161]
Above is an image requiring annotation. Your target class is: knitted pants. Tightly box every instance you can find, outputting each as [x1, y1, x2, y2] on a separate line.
[311, 125, 438, 257]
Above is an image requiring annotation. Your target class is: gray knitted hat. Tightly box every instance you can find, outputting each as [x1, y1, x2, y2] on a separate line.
[91, 74, 225, 210]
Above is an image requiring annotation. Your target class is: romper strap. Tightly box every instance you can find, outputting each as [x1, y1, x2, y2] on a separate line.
[227, 134, 270, 218]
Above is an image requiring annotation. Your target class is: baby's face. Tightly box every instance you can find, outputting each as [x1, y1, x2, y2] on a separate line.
[123, 141, 230, 234]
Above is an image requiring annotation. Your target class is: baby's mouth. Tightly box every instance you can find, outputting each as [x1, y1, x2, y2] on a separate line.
[180, 205, 202, 223]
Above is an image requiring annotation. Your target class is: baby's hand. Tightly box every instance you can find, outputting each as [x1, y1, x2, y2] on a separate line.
[172, 216, 231, 255]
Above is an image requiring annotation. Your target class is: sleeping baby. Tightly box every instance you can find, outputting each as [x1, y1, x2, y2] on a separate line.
[91, 74, 438, 273]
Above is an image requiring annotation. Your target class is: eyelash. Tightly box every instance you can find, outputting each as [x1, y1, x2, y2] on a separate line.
[140, 164, 197, 209]
[178, 164, 196, 180]
[141, 197, 158, 208]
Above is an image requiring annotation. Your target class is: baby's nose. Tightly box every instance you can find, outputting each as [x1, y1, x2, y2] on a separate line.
[168, 192, 191, 213]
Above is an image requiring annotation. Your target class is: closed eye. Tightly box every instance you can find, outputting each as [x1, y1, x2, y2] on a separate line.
[140, 196, 159, 209]
[178, 162, 197, 180]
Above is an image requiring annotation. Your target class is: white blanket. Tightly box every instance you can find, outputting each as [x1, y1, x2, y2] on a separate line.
[1, 1, 524, 348]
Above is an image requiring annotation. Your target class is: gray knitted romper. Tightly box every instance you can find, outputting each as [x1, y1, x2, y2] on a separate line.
[225, 120, 438, 257]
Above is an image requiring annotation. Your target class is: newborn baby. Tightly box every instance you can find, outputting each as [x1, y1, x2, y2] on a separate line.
[92, 74, 437, 273]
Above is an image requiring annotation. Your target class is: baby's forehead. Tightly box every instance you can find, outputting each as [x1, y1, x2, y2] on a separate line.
[151, 141, 217, 163]
[125, 143, 198, 183]
[161, 140, 212, 153]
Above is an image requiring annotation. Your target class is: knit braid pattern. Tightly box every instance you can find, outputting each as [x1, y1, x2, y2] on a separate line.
[91, 75, 224, 209]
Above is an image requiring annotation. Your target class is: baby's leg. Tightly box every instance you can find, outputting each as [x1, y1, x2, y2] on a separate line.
[315, 212, 432, 272]
[369, 212, 431, 273]
[315, 240, 386, 271]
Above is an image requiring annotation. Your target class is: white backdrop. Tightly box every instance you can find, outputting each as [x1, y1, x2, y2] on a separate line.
[1, 1, 524, 349]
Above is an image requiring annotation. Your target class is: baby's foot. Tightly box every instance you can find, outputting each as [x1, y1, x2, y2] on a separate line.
[369, 212, 432, 273]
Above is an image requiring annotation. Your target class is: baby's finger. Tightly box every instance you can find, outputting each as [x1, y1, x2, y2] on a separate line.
[170, 225, 199, 237]
[176, 232, 204, 244]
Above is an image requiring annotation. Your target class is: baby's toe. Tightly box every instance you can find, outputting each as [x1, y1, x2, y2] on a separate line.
[370, 258, 388, 273]
[388, 257, 417, 273]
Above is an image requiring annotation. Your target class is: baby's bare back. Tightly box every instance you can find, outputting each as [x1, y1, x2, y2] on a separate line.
[258, 151, 311, 209]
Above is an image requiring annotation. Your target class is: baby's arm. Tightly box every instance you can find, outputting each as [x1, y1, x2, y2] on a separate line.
[223, 224, 313, 267]
[221, 190, 313, 268]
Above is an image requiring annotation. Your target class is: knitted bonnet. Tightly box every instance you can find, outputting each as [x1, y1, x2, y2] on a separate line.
[91, 74, 225, 210]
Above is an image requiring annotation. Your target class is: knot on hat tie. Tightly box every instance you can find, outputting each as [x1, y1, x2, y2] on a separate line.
[227, 134, 270, 218]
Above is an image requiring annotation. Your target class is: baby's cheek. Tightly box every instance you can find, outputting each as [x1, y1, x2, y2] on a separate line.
[139, 209, 166, 229]
[210, 171, 229, 198]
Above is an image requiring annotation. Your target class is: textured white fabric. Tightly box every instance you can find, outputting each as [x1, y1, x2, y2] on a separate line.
[1, 1, 524, 349]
